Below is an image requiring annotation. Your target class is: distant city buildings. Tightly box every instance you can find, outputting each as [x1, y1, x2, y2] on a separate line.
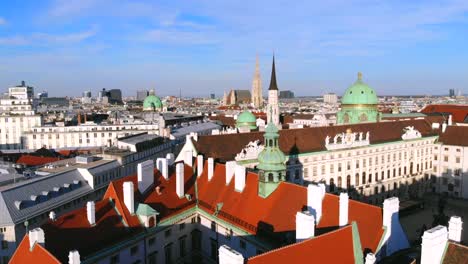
[136, 89, 149, 101]
[36, 91, 48, 99]
[323, 93, 338, 104]
[279, 90, 295, 99]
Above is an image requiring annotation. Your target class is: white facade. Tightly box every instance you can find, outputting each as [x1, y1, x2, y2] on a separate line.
[267, 89, 280, 126]
[323, 93, 338, 104]
[24, 123, 160, 150]
[432, 141, 468, 198]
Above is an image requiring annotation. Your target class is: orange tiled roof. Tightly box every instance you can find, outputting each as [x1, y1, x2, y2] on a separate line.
[421, 104, 468, 123]
[197, 162, 384, 252]
[248, 225, 356, 264]
[10, 235, 60, 264]
[16, 155, 61, 166]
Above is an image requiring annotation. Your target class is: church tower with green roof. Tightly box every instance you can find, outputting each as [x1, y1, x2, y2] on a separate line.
[337, 72, 381, 124]
[256, 115, 287, 198]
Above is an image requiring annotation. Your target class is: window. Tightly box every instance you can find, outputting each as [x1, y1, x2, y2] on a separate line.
[210, 238, 218, 260]
[1, 240, 7, 249]
[454, 169, 462, 176]
[240, 240, 246, 250]
[148, 251, 158, 264]
[434, 155, 438, 161]
[179, 236, 187, 257]
[456, 148, 461, 152]
[456, 157, 461, 163]
[110, 254, 120, 264]
[164, 243, 173, 264]
[180, 223, 185, 231]
[211, 221, 216, 232]
[149, 237, 156, 246]
[165, 228, 172, 238]
[130, 245, 139, 256]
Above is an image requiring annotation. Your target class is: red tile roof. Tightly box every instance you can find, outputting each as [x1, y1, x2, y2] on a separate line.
[197, 162, 384, 252]
[443, 242, 468, 264]
[16, 155, 62, 166]
[248, 225, 356, 264]
[438, 125, 468, 147]
[420, 104, 468, 123]
[194, 119, 436, 161]
[10, 235, 60, 264]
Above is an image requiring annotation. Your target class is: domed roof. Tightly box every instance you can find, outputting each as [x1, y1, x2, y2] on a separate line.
[236, 110, 257, 129]
[257, 148, 287, 171]
[143, 95, 162, 110]
[341, 72, 378, 105]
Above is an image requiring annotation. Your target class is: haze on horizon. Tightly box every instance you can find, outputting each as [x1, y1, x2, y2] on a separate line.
[0, 0, 467, 97]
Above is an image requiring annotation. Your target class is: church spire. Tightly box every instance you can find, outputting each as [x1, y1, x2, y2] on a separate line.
[268, 55, 278, 91]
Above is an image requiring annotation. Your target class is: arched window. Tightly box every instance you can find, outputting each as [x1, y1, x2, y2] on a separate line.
[338, 177, 342, 188]
[362, 172, 366, 185]
[148, 216, 156, 228]
[268, 173, 273, 182]
[269, 139, 273, 147]
[346, 175, 351, 189]
[330, 178, 335, 192]
[393, 182, 398, 190]
[355, 173, 359, 187]
[381, 185, 385, 192]
[368, 173, 372, 183]
[343, 113, 350, 123]
[359, 113, 368, 122]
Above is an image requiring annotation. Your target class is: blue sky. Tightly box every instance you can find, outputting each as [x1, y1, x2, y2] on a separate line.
[0, 0, 468, 97]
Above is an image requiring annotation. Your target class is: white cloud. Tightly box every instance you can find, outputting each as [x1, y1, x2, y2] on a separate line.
[0, 26, 98, 46]
[0, 17, 6, 25]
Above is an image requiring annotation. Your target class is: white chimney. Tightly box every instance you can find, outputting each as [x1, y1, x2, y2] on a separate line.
[448, 216, 463, 242]
[176, 162, 184, 198]
[197, 155, 204, 177]
[208, 157, 214, 181]
[86, 201, 96, 226]
[49, 211, 56, 221]
[225, 161, 236, 185]
[382, 197, 399, 242]
[219, 245, 244, 264]
[365, 253, 376, 264]
[184, 150, 193, 167]
[448, 115, 453, 126]
[318, 183, 326, 199]
[29, 228, 45, 250]
[156, 158, 169, 179]
[68, 250, 80, 264]
[296, 211, 315, 242]
[339, 192, 349, 227]
[123, 181, 135, 214]
[421, 225, 448, 264]
[307, 184, 324, 223]
[234, 165, 246, 192]
[138, 160, 154, 193]
[166, 153, 175, 166]
[442, 122, 447, 133]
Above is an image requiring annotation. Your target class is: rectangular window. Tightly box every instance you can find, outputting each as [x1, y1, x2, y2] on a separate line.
[110, 254, 120, 264]
[165, 228, 172, 238]
[180, 223, 185, 231]
[211, 221, 216, 232]
[165, 243, 173, 264]
[240, 240, 246, 249]
[1, 240, 7, 249]
[210, 238, 218, 260]
[179, 236, 186, 257]
[444, 156, 448, 162]
[130, 245, 139, 256]
[148, 237, 156, 246]
[456, 157, 461, 163]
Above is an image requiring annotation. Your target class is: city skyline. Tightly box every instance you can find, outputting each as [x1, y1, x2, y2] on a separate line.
[1, 0, 468, 97]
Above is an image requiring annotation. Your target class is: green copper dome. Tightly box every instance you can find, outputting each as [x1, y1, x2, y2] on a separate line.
[341, 72, 378, 105]
[143, 95, 163, 111]
[236, 110, 257, 130]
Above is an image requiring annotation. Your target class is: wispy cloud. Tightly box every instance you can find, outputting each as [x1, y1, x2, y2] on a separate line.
[0, 17, 6, 26]
[47, 0, 99, 18]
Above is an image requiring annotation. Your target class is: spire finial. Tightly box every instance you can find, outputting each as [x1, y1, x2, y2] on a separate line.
[357, 72, 363, 81]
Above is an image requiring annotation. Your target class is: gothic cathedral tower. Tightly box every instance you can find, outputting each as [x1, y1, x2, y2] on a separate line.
[251, 56, 263, 108]
[267, 55, 280, 126]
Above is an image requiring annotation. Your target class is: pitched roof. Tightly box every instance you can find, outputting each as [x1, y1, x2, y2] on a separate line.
[197, 162, 384, 252]
[248, 225, 356, 264]
[420, 104, 468, 123]
[442, 242, 468, 264]
[438, 125, 468, 147]
[16, 155, 62, 166]
[194, 119, 437, 162]
[10, 235, 61, 264]
[268, 56, 278, 91]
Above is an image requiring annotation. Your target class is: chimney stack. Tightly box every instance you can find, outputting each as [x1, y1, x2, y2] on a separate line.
[307, 184, 324, 223]
[382, 197, 399, 242]
[421, 225, 448, 264]
[29, 228, 45, 250]
[176, 162, 184, 198]
[156, 158, 169, 179]
[448, 216, 463, 242]
[339, 192, 349, 227]
[86, 201, 96, 226]
[184, 150, 193, 167]
[68, 250, 81, 264]
[296, 211, 315, 242]
[197, 155, 204, 177]
[219, 245, 244, 264]
[448, 115, 453, 126]
[234, 164, 246, 192]
[365, 253, 376, 264]
[138, 160, 154, 193]
[225, 161, 236, 185]
[123, 182, 135, 214]
[208, 158, 214, 181]
[442, 122, 447, 133]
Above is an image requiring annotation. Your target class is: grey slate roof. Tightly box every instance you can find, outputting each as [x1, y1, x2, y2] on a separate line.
[171, 122, 221, 139]
[0, 170, 93, 226]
